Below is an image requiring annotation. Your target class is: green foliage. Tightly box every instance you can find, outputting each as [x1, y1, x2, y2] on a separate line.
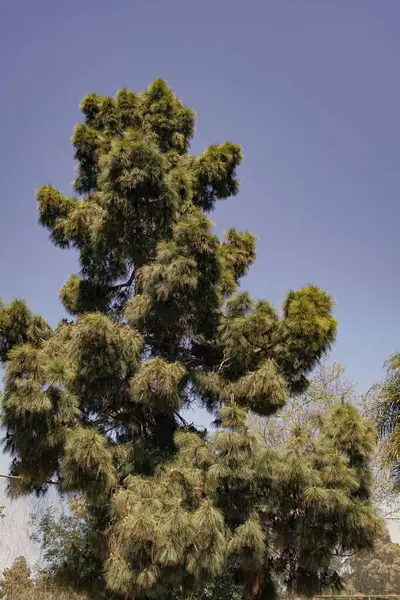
[342, 530, 400, 595]
[0, 299, 51, 363]
[31, 501, 110, 598]
[0, 555, 89, 599]
[249, 361, 400, 516]
[104, 402, 383, 599]
[0, 556, 33, 599]
[371, 351, 400, 486]
[0, 79, 380, 600]
[34, 502, 242, 600]
[189, 571, 243, 600]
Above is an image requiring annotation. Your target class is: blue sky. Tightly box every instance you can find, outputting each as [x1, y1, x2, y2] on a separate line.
[1, 0, 400, 396]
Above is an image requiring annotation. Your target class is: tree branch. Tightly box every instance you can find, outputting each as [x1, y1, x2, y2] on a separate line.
[0, 473, 58, 485]
[110, 269, 136, 292]
[174, 412, 188, 426]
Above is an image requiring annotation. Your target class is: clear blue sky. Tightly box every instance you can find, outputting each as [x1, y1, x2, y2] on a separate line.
[1, 0, 400, 394]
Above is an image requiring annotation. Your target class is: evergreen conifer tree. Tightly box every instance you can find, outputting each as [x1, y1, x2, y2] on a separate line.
[0, 80, 382, 599]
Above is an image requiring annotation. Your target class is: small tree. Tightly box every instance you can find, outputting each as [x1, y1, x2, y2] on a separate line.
[0, 555, 89, 599]
[0, 80, 382, 599]
[0, 557, 33, 599]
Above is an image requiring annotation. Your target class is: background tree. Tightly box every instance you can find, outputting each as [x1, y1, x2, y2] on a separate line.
[0, 556, 33, 599]
[248, 361, 400, 517]
[0, 80, 382, 599]
[0, 555, 89, 599]
[29, 499, 107, 598]
[0, 391, 5, 520]
[342, 528, 400, 595]
[371, 352, 400, 486]
[247, 361, 354, 448]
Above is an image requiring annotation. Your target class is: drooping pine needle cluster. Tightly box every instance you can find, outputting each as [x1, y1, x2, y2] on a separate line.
[0, 80, 382, 599]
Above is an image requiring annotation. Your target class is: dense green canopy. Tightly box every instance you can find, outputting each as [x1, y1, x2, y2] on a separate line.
[0, 80, 382, 599]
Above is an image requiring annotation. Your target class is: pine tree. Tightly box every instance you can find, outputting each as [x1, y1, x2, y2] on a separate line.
[248, 360, 400, 516]
[0, 80, 382, 599]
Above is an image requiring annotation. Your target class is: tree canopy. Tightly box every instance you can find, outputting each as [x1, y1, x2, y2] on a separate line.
[371, 352, 400, 486]
[342, 530, 400, 595]
[249, 361, 400, 517]
[0, 79, 383, 599]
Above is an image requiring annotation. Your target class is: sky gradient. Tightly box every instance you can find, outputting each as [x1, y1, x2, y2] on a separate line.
[1, 0, 400, 395]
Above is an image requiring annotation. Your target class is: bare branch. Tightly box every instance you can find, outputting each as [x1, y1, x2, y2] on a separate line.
[110, 269, 136, 292]
[0, 473, 58, 485]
